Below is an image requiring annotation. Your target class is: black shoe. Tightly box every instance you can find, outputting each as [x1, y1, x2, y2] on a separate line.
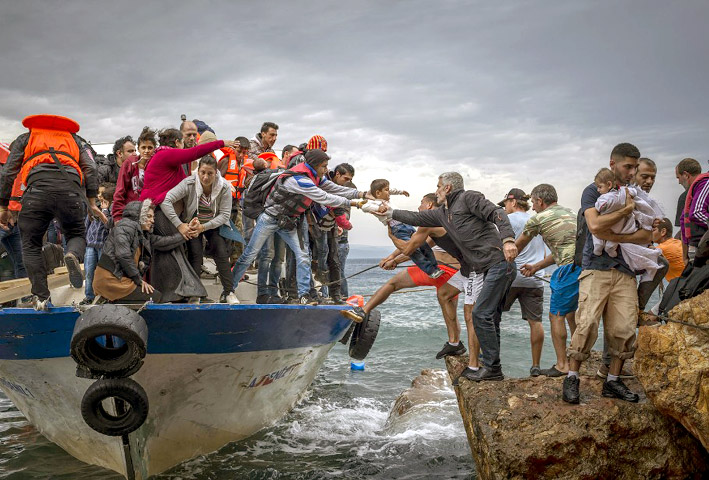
[299, 295, 318, 306]
[602, 378, 639, 403]
[529, 366, 542, 377]
[256, 294, 270, 304]
[341, 306, 366, 323]
[456, 366, 504, 383]
[79, 297, 94, 306]
[64, 252, 84, 288]
[435, 341, 466, 359]
[267, 295, 286, 304]
[331, 296, 346, 305]
[562, 375, 580, 404]
[542, 365, 565, 377]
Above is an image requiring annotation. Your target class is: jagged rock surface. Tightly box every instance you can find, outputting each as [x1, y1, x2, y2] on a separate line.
[635, 290, 709, 452]
[445, 352, 708, 480]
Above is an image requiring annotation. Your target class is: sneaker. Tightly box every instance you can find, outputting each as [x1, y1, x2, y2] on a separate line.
[596, 363, 634, 380]
[529, 365, 542, 377]
[63, 252, 84, 288]
[541, 365, 566, 377]
[79, 297, 94, 306]
[435, 341, 467, 359]
[299, 295, 318, 306]
[455, 366, 504, 383]
[219, 292, 240, 304]
[562, 375, 580, 404]
[341, 306, 366, 323]
[256, 294, 270, 304]
[267, 295, 286, 304]
[187, 296, 201, 304]
[32, 295, 53, 312]
[602, 378, 639, 403]
[428, 269, 444, 279]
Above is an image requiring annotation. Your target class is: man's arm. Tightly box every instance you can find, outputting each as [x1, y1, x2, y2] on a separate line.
[585, 188, 634, 235]
[515, 231, 534, 252]
[597, 228, 653, 245]
[282, 177, 353, 208]
[688, 179, 709, 226]
[463, 191, 516, 241]
[391, 208, 443, 228]
[388, 226, 433, 256]
[0, 134, 29, 205]
[319, 178, 365, 199]
[520, 254, 556, 277]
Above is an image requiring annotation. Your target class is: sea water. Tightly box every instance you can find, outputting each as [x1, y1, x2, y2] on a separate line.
[0, 258, 619, 479]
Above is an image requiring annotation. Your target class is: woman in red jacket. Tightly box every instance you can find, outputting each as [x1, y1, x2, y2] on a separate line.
[140, 128, 235, 302]
[112, 127, 156, 221]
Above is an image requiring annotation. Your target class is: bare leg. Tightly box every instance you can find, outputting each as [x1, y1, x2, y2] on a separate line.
[464, 303, 480, 368]
[608, 357, 624, 376]
[437, 283, 461, 343]
[566, 311, 577, 337]
[549, 313, 569, 372]
[569, 358, 581, 372]
[363, 270, 416, 314]
[528, 320, 544, 367]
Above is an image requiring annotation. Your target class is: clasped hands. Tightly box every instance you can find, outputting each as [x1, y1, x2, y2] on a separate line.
[178, 218, 204, 240]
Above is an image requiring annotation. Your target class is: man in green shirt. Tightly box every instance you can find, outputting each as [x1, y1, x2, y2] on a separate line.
[515, 184, 581, 377]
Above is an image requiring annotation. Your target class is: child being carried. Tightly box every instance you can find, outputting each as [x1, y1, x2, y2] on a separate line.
[362, 179, 444, 279]
[592, 168, 663, 281]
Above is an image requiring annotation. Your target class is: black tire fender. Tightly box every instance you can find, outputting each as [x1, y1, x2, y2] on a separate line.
[349, 309, 380, 361]
[70, 305, 148, 377]
[81, 378, 149, 436]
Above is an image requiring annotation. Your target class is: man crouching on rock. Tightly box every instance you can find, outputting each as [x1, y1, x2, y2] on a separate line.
[564, 143, 649, 404]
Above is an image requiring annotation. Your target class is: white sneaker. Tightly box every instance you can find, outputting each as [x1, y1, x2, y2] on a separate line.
[188, 296, 201, 304]
[225, 292, 240, 304]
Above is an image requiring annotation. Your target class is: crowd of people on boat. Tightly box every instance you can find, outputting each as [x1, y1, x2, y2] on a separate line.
[0, 114, 705, 404]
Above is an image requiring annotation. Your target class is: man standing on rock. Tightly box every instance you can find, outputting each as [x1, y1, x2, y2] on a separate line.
[514, 184, 580, 377]
[377, 172, 518, 382]
[563, 143, 650, 404]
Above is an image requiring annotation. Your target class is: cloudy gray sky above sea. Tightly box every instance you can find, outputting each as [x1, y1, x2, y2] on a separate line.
[1, 0, 708, 246]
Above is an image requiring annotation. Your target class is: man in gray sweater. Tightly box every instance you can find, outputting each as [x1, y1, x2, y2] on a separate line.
[378, 172, 518, 382]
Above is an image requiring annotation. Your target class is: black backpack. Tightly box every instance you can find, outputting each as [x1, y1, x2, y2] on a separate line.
[243, 169, 290, 220]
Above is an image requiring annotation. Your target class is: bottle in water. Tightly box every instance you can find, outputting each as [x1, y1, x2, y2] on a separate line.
[350, 360, 365, 371]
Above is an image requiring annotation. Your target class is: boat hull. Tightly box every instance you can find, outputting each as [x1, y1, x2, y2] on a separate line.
[0, 304, 351, 478]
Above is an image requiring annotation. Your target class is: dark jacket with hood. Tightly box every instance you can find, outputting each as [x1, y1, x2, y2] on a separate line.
[392, 189, 516, 274]
[98, 200, 184, 286]
[97, 153, 119, 184]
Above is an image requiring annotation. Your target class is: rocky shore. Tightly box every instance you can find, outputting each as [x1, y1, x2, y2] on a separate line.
[445, 350, 708, 479]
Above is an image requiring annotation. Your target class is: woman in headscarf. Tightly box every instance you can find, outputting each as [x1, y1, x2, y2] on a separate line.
[93, 200, 184, 304]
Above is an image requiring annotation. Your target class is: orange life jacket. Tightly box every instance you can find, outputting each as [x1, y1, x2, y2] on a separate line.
[18, 115, 83, 193]
[220, 148, 241, 199]
[258, 152, 284, 170]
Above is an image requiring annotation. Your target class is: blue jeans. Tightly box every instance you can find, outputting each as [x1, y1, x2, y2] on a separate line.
[390, 223, 438, 275]
[285, 218, 311, 298]
[84, 247, 102, 299]
[232, 213, 311, 297]
[338, 241, 349, 297]
[472, 260, 516, 369]
[0, 224, 26, 279]
[257, 235, 286, 297]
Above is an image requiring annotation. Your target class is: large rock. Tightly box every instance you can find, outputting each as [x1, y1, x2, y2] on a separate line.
[635, 290, 709, 452]
[445, 352, 708, 480]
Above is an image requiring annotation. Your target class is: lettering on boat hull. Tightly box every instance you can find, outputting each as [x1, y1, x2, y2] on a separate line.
[247, 362, 302, 388]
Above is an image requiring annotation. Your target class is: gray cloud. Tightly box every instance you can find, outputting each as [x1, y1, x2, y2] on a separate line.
[1, 0, 707, 244]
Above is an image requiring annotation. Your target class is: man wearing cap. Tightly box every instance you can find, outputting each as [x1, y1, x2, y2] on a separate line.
[0, 115, 105, 310]
[514, 184, 580, 377]
[231, 149, 369, 305]
[378, 172, 518, 382]
[498, 188, 546, 377]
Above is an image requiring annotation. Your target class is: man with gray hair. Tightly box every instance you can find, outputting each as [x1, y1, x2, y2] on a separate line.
[379, 172, 518, 382]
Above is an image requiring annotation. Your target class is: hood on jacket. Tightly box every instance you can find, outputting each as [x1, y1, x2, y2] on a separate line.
[122, 199, 153, 224]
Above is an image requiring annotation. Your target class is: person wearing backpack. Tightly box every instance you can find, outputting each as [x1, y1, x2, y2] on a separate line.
[232, 149, 368, 305]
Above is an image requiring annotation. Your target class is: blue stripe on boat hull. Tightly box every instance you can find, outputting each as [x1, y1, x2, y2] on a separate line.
[0, 304, 352, 360]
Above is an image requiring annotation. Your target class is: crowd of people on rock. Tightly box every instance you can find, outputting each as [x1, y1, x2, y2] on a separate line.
[0, 115, 704, 404]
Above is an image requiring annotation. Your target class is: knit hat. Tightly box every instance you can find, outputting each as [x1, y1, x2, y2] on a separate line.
[197, 131, 217, 145]
[304, 149, 330, 168]
[307, 135, 328, 152]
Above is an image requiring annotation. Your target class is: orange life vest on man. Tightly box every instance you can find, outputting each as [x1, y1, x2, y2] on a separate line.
[18, 115, 83, 193]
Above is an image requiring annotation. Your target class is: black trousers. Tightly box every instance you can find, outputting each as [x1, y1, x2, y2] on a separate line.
[186, 227, 234, 293]
[324, 229, 342, 298]
[18, 188, 86, 299]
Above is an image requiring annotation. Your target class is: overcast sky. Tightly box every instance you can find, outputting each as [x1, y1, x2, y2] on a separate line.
[1, 0, 707, 246]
